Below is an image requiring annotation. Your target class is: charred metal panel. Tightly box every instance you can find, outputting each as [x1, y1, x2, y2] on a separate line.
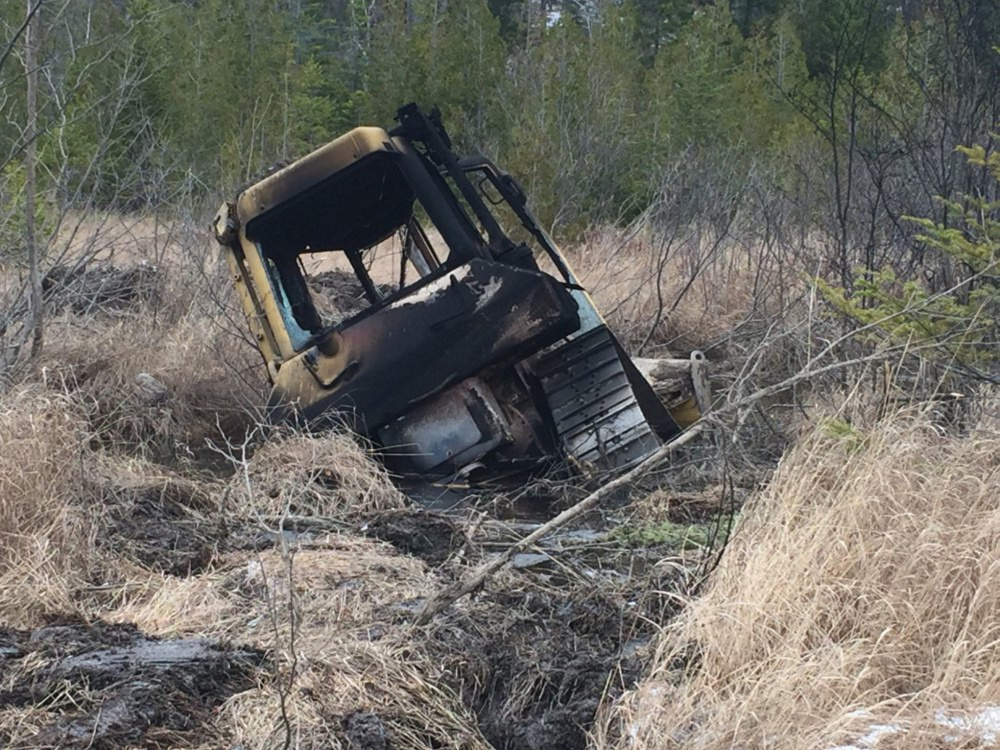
[535, 327, 662, 470]
[237, 127, 394, 229]
[378, 378, 511, 475]
[270, 258, 580, 434]
[246, 151, 414, 255]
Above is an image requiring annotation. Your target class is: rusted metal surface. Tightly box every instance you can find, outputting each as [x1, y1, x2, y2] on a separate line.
[379, 378, 510, 475]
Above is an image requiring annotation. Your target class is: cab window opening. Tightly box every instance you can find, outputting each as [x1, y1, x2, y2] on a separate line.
[258, 212, 456, 353]
[261, 248, 320, 351]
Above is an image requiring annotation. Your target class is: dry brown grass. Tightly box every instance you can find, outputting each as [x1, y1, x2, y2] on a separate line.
[228, 429, 407, 521]
[596, 407, 1000, 750]
[53, 318, 253, 449]
[2, 212, 266, 457]
[568, 227, 803, 357]
[108, 534, 491, 750]
[0, 388, 96, 627]
[32, 273, 264, 455]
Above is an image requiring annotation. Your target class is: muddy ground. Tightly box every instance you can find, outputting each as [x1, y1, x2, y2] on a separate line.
[1, 463, 734, 750]
[0, 620, 264, 749]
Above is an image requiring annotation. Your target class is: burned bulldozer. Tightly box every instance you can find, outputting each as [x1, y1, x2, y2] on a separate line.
[214, 104, 706, 479]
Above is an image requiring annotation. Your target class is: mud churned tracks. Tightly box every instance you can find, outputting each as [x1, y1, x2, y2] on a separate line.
[0, 620, 264, 749]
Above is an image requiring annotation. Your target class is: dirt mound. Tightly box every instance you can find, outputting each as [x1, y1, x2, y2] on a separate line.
[308, 269, 369, 319]
[231, 428, 406, 521]
[0, 619, 264, 749]
[43, 262, 160, 314]
[362, 509, 463, 564]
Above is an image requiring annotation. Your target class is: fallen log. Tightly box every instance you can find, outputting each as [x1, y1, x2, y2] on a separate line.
[633, 351, 712, 417]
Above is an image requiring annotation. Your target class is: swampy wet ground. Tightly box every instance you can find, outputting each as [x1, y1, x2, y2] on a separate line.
[0, 620, 264, 749]
[0, 448, 735, 750]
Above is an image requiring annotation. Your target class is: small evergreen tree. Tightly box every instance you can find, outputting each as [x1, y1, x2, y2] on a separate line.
[821, 141, 1000, 373]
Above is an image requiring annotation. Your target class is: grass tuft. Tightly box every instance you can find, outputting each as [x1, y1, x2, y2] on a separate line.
[597, 407, 1000, 750]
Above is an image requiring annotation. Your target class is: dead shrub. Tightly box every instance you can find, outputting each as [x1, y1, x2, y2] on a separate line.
[569, 227, 802, 358]
[42, 261, 162, 314]
[596, 408, 1000, 750]
[11, 216, 267, 457]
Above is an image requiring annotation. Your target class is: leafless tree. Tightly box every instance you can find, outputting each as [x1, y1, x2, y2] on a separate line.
[0, 4, 156, 380]
[24, 0, 42, 357]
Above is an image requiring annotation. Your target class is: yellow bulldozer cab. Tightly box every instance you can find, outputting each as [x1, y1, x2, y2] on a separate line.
[236, 127, 411, 255]
[214, 105, 703, 479]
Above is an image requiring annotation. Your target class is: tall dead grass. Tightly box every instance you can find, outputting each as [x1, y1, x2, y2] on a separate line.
[0, 388, 95, 627]
[570, 227, 804, 358]
[36, 302, 263, 454]
[596, 406, 1000, 749]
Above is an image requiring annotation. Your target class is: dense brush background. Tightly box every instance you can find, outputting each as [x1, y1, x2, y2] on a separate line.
[2, 1, 1000, 749]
